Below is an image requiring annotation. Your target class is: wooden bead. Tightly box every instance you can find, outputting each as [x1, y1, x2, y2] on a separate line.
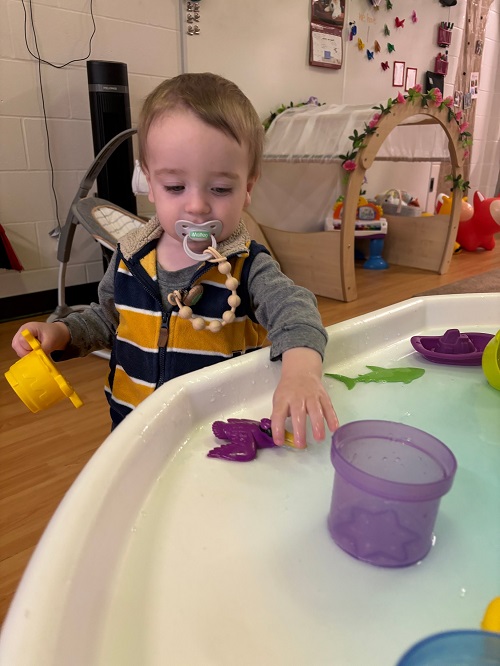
[218, 261, 232, 275]
[192, 317, 206, 330]
[222, 310, 235, 324]
[178, 305, 193, 319]
[208, 320, 222, 332]
[227, 294, 241, 308]
[225, 277, 239, 291]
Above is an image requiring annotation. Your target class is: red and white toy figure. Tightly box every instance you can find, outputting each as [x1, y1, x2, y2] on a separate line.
[456, 191, 500, 251]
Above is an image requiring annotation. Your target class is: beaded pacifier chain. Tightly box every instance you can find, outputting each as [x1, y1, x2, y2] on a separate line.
[167, 220, 241, 332]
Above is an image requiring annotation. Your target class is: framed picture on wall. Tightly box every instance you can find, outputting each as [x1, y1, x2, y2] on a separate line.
[405, 67, 417, 91]
[393, 61, 405, 87]
[454, 90, 463, 108]
[309, 22, 343, 69]
[311, 0, 345, 27]
[469, 71, 479, 99]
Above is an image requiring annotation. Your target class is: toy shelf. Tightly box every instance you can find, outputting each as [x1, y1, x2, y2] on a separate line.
[382, 214, 455, 272]
[246, 218, 347, 301]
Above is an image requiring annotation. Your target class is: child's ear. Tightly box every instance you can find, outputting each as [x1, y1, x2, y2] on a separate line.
[142, 166, 155, 204]
[244, 177, 257, 208]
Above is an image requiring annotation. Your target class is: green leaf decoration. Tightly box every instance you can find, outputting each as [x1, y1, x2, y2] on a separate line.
[445, 174, 470, 194]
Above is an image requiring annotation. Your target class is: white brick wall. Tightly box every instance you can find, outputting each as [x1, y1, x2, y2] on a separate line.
[0, 0, 180, 299]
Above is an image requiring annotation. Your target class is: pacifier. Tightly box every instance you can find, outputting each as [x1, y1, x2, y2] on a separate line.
[175, 220, 223, 261]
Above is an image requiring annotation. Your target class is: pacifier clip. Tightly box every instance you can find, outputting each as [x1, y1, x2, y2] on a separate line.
[168, 220, 241, 332]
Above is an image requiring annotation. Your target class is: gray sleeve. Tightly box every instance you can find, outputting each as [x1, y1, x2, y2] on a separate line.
[53, 252, 119, 360]
[247, 251, 328, 361]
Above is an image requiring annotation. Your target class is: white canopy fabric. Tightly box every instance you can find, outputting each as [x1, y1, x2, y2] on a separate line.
[250, 102, 451, 232]
[262, 102, 450, 163]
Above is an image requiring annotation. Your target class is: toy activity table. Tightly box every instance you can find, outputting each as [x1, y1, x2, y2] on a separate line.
[0, 294, 498, 665]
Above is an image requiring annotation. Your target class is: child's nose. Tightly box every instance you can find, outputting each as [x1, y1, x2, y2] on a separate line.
[185, 190, 211, 215]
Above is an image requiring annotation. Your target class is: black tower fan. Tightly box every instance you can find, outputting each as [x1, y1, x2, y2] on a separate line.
[87, 60, 137, 215]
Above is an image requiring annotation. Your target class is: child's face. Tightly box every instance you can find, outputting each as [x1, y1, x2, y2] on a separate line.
[144, 109, 256, 246]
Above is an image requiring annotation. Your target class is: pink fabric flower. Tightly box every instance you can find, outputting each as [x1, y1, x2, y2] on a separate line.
[455, 110, 463, 121]
[428, 88, 443, 104]
[397, 92, 406, 104]
[413, 84, 422, 93]
[463, 150, 470, 160]
[459, 121, 469, 132]
[342, 160, 357, 172]
[442, 96, 453, 107]
[368, 113, 381, 128]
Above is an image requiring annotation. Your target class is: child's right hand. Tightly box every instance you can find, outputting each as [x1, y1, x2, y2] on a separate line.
[12, 322, 71, 358]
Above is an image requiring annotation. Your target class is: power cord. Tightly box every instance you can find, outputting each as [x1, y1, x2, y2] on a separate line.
[21, 0, 96, 236]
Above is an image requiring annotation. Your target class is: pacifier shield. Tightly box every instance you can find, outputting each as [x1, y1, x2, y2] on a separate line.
[175, 220, 223, 261]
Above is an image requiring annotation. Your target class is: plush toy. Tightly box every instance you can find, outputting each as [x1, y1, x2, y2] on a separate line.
[435, 193, 473, 253]
[456, 191, 500, 251]
[435, 193, 474, 221]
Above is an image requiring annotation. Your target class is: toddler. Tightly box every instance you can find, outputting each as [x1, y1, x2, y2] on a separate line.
[12, 73, 338, 447]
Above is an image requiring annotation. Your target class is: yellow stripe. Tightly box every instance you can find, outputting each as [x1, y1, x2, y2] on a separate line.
[116, 306, 161, 349]
[112, 366, 155, 407]
[140, 251, 157, 278]
[169, 316, 267, 354]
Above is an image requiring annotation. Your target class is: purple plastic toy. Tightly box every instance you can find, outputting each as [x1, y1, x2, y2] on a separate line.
[411, 328, 493, 365]
[208, 418, 295, 462]
[328, 420, 457, 567]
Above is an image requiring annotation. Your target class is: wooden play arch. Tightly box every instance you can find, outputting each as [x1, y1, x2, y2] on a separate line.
[246, 101, 465, 303]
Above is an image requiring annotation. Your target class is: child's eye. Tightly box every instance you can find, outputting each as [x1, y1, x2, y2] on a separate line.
[165, 185, 184, 193]
[212, 187, 232, 195]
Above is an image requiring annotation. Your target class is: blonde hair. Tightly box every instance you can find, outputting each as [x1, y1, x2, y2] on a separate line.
[138, 73, 264, 180]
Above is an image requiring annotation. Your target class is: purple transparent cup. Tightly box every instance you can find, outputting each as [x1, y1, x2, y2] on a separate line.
[328, 420, 457, 567]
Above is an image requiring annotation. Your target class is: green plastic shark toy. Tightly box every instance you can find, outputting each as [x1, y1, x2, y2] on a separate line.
[325, 366, 425, 390]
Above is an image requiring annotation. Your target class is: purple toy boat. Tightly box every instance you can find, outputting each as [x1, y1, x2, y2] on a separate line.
[410, 328, 494, 366]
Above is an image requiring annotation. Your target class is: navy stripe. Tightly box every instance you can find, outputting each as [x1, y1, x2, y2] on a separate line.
[114, 338, 159, 382]
[115, 270, 161, 310]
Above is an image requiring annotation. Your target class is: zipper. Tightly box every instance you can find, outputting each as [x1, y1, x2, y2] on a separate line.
[121, 255, 168, 388]
[155, 259, 232, 387]
[157, 311, 170, 387]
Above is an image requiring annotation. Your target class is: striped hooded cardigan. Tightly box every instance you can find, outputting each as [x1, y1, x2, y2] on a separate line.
[106, 218, 269, 428]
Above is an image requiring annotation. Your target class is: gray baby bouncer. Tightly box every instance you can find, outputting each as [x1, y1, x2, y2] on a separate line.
[51, 128, 147, 321]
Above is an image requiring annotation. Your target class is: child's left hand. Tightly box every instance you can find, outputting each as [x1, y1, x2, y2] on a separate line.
[271, 347, 339, 449]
